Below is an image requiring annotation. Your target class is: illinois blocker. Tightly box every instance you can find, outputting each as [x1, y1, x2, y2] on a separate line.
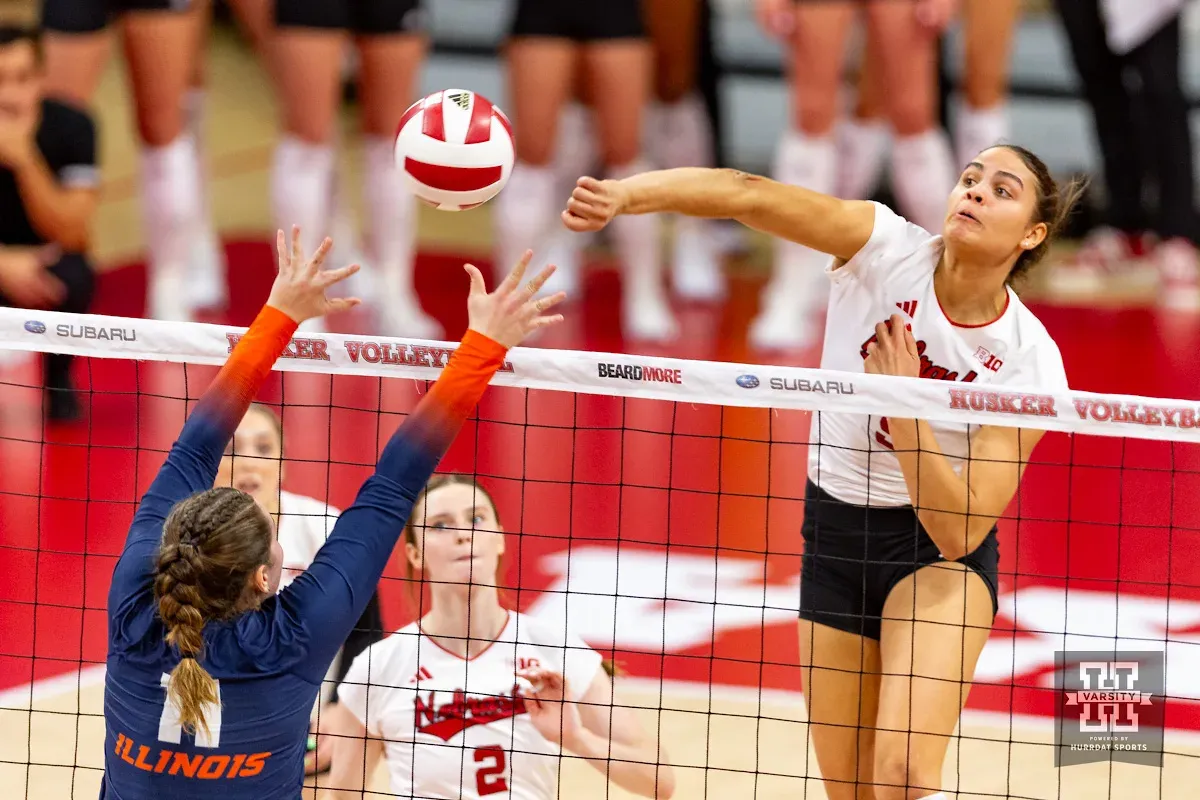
[100, 228, 565, 798]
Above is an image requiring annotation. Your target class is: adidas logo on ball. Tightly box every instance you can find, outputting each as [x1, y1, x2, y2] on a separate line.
[394, 89, 516, 212]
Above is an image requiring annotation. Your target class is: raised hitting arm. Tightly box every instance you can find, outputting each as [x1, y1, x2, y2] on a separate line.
[561, 167, 877, 263]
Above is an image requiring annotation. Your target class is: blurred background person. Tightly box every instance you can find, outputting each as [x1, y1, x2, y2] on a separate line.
[39, 0, 203, 323]
[178, 0, 273, 318]
[837, 0, 1021, 203]
[495, 0, 677, 342]
[644, 0, 726, 303]
[751, 0, 957, 351]
[270, 0, 434, 337]
[0, 25, 98, 422]
[541, 0, 729, 311]
[1046, 0, 1200, 310]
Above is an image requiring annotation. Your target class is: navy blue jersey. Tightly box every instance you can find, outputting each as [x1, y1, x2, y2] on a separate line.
[99, 311, 508, 799]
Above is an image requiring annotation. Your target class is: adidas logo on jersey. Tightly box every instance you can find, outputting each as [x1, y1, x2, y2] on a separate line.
[409, 665, 433, 684]
[896, 300, 918, 317]
[414, 685, 528, 741]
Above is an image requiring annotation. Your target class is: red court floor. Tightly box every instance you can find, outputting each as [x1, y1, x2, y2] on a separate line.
[3, 242, 1200, 733]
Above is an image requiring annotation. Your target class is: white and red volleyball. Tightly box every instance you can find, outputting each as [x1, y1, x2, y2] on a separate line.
[394, 89, 515, 211]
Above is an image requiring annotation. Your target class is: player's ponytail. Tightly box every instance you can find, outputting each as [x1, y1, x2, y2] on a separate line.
[154, 487, 274, 737]
[996, 144, 1088, 287]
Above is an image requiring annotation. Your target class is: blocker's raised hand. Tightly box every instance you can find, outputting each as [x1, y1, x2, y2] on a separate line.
[464, 250, 566, 348]
[266, 225, 362, 323]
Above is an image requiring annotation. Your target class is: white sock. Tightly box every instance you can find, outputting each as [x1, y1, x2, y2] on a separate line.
[141, 135, 203, 321]
[327, 122, 365, 292]
[955, 101, 1008, 169]
[182, 88, 226, 309]
[494, 161, 562, 290]
[184, 88, 205, 149]
[653, 93, 725, 300]
[363, 135, 438, 337]
[270, 135, 335, 257]
[555, 102, 599, 183]
[608, 158, 677, 340]
[271, 136, 335, 329]
[545, 103, 598, 277]
[654, 93, 713, 169]
[890, 128, 956, 234]
[771, 130, 837, 296]
[835, 117, 890, 200]
[746, 130, 837, 349]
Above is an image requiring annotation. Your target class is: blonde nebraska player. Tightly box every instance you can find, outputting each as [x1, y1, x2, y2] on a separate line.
[563, 147, 1081, 800]
[326, 474, 675, 800]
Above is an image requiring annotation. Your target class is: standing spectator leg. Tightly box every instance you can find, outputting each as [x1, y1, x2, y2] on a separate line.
[43, 253, 95, 421]
[1126, 15, 1200, 310]
[955, 0, 1020, 167]
[1049, 0, 1153, 293]
[645, 0, 725, 302]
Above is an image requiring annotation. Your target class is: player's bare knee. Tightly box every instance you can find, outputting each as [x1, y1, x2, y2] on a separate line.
[654, 67, 694, 104]
[793, 89, 838, 137]
[515, 135, 558, 168]
[962, 71, 1006, 111]
[887, 95, 936, 139]
[135, 107, 187, 148]
[871, 752, 941, 800]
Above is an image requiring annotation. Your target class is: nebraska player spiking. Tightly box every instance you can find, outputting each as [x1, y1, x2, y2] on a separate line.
[562, 147, 1082, 800]
[327, 475, 675, 800]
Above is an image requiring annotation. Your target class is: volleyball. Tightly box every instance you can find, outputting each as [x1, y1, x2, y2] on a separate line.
[394, 89, 516, 211]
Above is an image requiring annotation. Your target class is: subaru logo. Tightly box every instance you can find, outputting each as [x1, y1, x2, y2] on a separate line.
[24, 320, 45, 334]
[736, 374, 759, 389]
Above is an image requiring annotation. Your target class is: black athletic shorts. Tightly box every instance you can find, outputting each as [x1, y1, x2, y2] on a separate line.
[42, 0, 191, 35]
[275, 0, 427, 35]
[799, 480, 1000, 641]
[509, 0, 645, 41]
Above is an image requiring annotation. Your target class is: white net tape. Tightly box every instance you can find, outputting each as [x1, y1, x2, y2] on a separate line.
[0, 307, 1195, 444]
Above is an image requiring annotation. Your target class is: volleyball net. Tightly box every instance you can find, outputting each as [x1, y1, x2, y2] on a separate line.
[1, 307, 1198, 800]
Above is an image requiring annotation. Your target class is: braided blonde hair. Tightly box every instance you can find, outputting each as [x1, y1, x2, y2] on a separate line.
[154, 487, 273, 737]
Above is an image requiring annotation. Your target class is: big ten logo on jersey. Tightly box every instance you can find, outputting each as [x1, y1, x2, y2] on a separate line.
[516, 657, 541, 671]
[975, 345, 1004, 373]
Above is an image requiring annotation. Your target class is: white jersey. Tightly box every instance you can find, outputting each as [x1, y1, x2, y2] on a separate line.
[276, 490, 339, 590]
[339, 611, 604, 800]
[810, 202, 1069, 507]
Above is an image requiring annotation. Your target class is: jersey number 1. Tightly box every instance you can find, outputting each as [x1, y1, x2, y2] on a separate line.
[474, 745, 508, 796]
[158, 672, 223, 748]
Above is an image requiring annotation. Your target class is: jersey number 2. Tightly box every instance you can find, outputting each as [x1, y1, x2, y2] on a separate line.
[875, 417, 894, 451]
[474, 745, 508, 796]
[158, 672, 222, 748]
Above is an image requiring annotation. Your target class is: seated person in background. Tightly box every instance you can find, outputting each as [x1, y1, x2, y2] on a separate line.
[0, 25, 99, 421]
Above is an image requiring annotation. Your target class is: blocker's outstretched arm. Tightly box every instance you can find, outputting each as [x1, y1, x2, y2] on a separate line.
[110, 228, 360, 627]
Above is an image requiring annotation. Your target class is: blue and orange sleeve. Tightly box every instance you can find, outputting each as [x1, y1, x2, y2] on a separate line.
[109, 306, 297, 627]
[274, 330, 507, 677]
